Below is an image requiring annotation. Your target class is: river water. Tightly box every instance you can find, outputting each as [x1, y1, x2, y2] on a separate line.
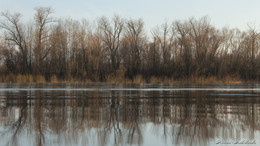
[0, 83, 259, 146]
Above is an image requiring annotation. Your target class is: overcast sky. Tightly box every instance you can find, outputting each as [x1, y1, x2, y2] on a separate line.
[1, 0, 260, 31]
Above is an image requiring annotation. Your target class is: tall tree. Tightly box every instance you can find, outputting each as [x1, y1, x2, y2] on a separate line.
[240, 25, 260, 79]
[122, 18, 146, 78]
[0, 11, 31, 74]
[174, 20, 193, 77]
[33, 7, 54, 74]
[151, 22, 175, 76]
[98, 15, 124, 73]
[49, 20, 69, 79]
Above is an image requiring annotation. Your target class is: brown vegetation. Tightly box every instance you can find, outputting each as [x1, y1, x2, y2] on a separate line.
[0, 7, 259, 83]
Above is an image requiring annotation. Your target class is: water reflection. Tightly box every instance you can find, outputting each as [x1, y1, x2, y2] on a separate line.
[0, 83, 260, 146]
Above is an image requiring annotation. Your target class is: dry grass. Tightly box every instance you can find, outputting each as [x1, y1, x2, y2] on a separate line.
[3, 73, 16, 82]
[16, 74, 34, 82]
[0, 74, 34, 83]
[149, 76, 161, 83]
[0, 73, 243, 84]
[133, 75, 146, 83]
[106, 66, 132, 83]
[222, 76, 242, 84]
[149, 76, 178, 84]
[55, 76, 92, 83]
[106, 74, 130, 83]
[147, 75, 243, 84]
[34, 75, 46, 83]
[50, 75, 59, 83]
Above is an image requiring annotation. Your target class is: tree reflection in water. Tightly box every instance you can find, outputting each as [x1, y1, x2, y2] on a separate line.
[0, 84, 259, 146]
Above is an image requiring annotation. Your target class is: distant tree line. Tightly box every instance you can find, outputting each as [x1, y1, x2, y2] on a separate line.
[0, 7, 260, 82]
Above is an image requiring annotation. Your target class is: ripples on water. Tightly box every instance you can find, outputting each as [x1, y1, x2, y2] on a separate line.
[0, 83, 260, 146]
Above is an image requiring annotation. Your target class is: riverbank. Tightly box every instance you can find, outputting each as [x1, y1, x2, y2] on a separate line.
[0, 74, 246, 84]
[107, 75, 243, 84]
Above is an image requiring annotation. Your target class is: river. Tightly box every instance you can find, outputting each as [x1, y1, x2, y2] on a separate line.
[0, 83, 259, 146]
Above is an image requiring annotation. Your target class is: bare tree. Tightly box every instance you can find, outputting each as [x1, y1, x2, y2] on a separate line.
[240, 25, 260, 79]
[122, 18, 146, 78]
[87, 28, 106, 81]
[0, 11, 30, 74]
[151, 22, 175, 76]
[98, 15, 124, 73]
[186, 17, 222, 76]
[145, 40, 160, 76]
[33, 7, 54, 74]
[64, 18, 91, 80]
[49, 20, 69, 79]
[173, 20, 193, 77]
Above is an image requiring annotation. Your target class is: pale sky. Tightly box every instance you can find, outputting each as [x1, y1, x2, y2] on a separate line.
[0, 0, 260, 31]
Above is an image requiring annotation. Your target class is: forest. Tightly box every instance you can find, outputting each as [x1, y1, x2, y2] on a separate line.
[0, 7, 259, 83]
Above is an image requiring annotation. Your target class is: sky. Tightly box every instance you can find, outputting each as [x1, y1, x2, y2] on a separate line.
[0, 0, 260, 31]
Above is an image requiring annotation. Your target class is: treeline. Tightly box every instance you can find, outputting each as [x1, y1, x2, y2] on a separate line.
[0, 7, 259, 82]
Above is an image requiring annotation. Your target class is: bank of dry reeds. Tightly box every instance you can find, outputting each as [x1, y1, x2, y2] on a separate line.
[0, 73, 244, 84]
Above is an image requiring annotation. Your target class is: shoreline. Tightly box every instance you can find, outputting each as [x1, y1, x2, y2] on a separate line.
[0, 74, 251, 84]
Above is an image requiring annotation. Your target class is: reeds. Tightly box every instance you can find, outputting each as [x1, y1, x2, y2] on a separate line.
[0, 74, 243, 84]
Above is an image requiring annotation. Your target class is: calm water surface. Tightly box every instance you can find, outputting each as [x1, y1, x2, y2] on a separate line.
[0, 83, 260, 146]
